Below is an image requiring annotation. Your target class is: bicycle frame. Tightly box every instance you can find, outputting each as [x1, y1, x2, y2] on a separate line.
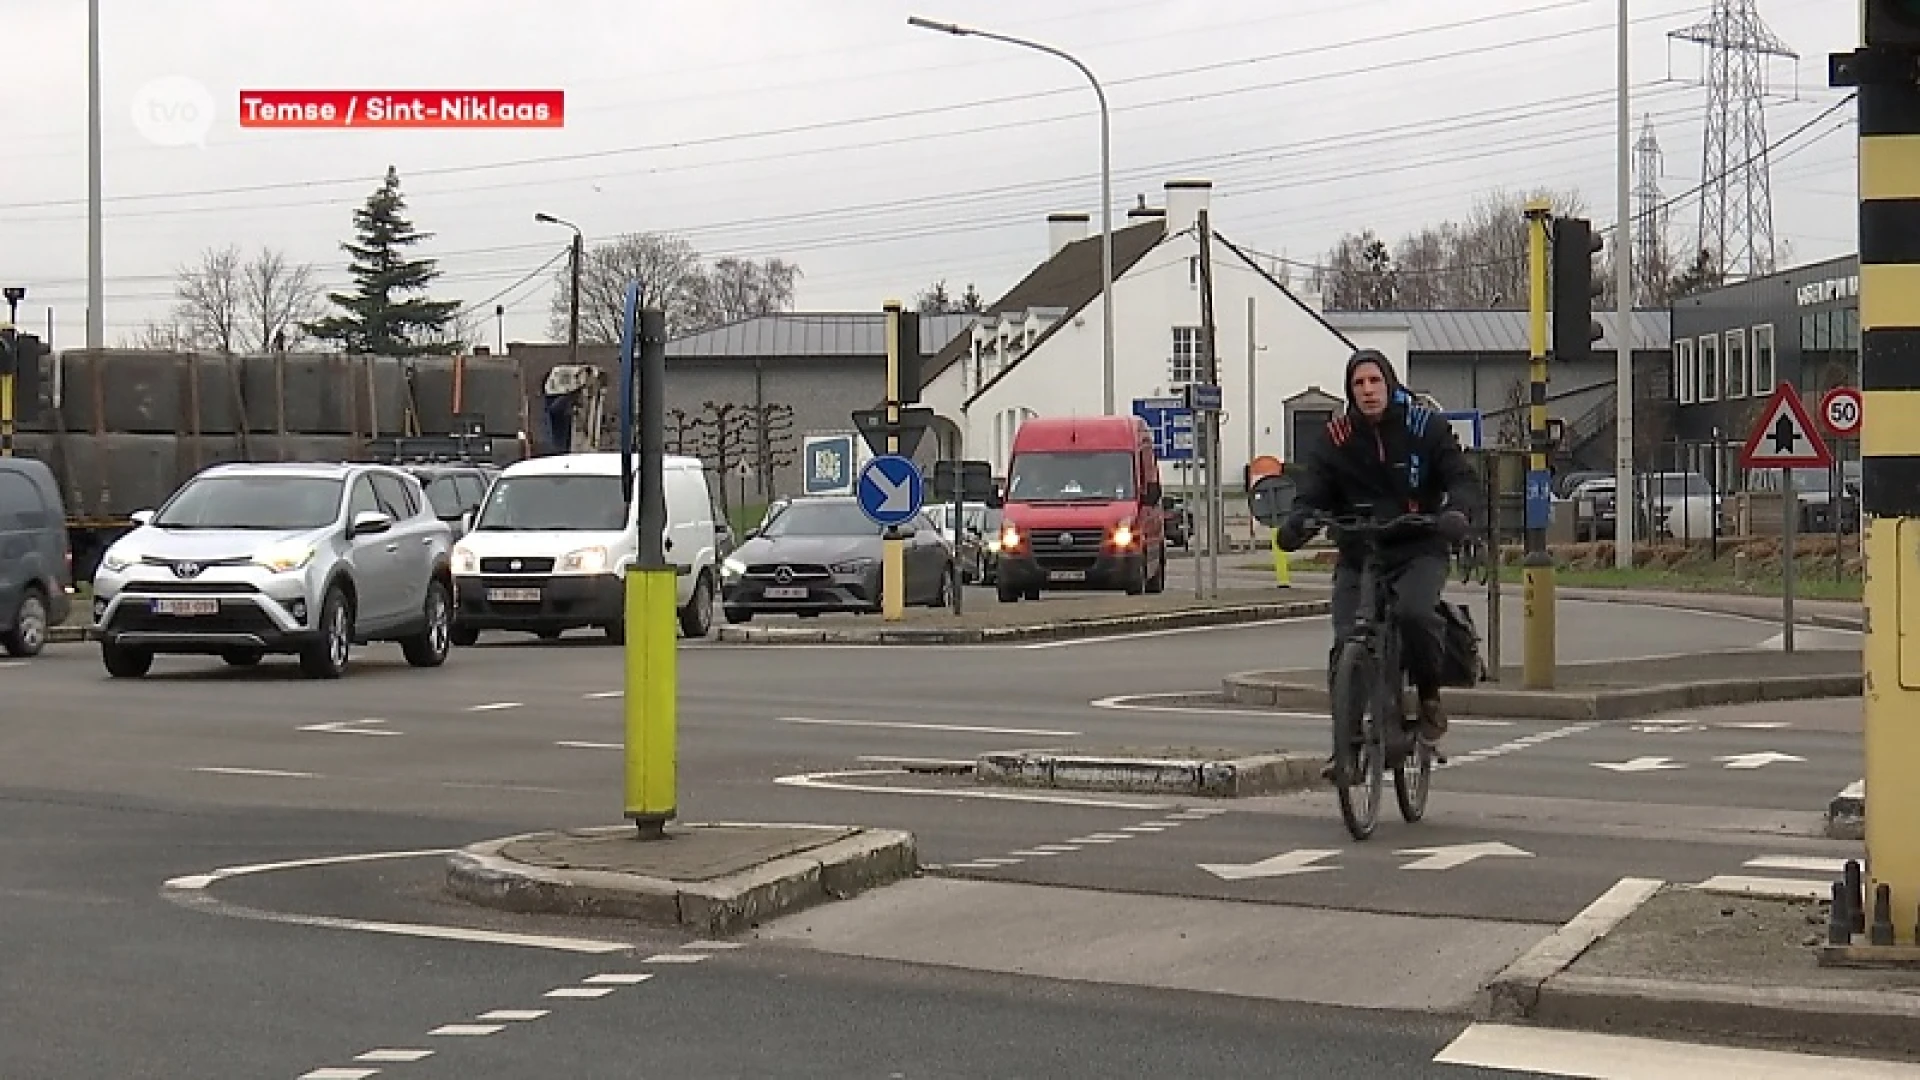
[1346, 548, 1409, 738]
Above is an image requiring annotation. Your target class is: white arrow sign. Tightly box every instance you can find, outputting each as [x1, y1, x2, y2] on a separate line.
[298, 718, 398, 736]
[869, 469, 913, 513]
[1592, 756, 1685, 772]
[1198, 849, 1341, 881]
[1714, 751, 1805, 770]
[1394, 841, 1534, 871]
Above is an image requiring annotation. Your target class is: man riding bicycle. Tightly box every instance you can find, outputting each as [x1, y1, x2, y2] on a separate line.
[1277, 348, 1478, 756]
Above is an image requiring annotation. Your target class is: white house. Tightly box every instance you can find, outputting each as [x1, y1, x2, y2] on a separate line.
[918, 178, 1409, 487]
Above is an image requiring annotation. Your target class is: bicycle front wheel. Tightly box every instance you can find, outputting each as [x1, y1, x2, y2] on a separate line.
[1394, 736, 1432, 823]
[1330, 638, 1384, 841]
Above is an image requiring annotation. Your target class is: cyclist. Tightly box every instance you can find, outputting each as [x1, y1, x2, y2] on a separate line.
[1277, 348, 1478, 759]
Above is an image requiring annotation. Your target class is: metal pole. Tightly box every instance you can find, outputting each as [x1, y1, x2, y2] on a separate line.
[1246, 295, 1257, 471]
[883, 302, 905, 621]
[952, 471, 965, 616]
[1485, 456, 1502, 681]
[86, 0, 104, 350]
[1614, 0, 1635, 570]
[1782, 473, 1797, 654]
[568, 230, 584, 374]
[1198, 210, 1220, 600]
[623, 299, 675, 839]
[1523, 201, 1557, 690]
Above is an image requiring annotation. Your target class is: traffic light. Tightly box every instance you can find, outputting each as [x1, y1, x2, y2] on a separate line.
[1551, 216, 1604, 364]
[0, 327, 17, 377]
[1867, 0, 1920, 48]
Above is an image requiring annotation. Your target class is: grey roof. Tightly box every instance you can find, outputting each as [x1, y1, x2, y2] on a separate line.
[1325, 309, 1671, 353]
[666, 312, 975, 359]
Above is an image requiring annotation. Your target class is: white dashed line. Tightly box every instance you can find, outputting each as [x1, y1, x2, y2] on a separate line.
[1084, 832, 1135, 841]
[478, 1009, 549, 1021]
[583, 973, 656, 984]
[684, 941, 744, 951]
[468, 701, 523, 712]
[1033, 843, 1082, 852]
[584, 690, 623, 699]
[555, 740, 622, 750]
[1121, 825, 1169, 833]
[1008, 849, 1064, 857]
[544, 987, 617, 999]
[193, 766, 317, 779]
[972, 857, 1025, 865]
[354, 1049, 434, 1063]
[642, 953, 709, 964]
[780, 716, 1081, 737]
[429, 1023, 504, 1036]
[300, 1070, 378, 1080]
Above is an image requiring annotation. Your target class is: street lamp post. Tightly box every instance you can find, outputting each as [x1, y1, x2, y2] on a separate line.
[87, 0, 103, 350]
[908, 15, 1115, 415]
[535, 212, 584, 373]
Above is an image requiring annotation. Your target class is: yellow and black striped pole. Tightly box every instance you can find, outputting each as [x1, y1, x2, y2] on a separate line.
[1836, 0, 1920, 947]
[1522, 200, 1556, 690]
[0, 323, 17, 458]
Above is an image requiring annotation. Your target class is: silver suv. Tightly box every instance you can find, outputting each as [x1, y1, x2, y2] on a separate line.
[90, 462, 455, 679]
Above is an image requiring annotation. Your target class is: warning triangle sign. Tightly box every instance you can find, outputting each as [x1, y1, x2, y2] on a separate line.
[1739, 382, 1833, 469]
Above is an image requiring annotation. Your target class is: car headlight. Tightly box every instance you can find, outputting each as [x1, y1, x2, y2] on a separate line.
[830, 558, 877, 574]
[1000, 523, 1021, 549]
[1111, 521, 1135, 548]
[100, 548, 134, 573]
[722, 556, 747, 578]
[452, 545, 476, 574]
[253, 541, 315, 573]
[559, 546, 609, 573]
[986, 540, 1001, 554]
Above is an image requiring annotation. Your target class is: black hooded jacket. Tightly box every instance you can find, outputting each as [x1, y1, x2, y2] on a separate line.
[1289, 349, 1479, 565]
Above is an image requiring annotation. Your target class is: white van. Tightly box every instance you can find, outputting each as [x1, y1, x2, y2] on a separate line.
[449, 452, 719, 643]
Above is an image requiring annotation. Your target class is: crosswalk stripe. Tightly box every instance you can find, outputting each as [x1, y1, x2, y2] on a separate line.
[1435, 1022, 1920, 1077]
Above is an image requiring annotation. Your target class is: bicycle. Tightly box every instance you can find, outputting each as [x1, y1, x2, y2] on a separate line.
[1301, 508, 1442, 842]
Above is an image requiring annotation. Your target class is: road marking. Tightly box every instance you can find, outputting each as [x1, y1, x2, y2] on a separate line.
[780, 716, 1081, 737]
[973, 857, 1025, 865]
[0, 660, 23, 669]
[164, 848, 456, 891]
[1199, 849, 1341, 881]
[300, 1070, 379, 1080]
[478, 1009, 548, 1021]
[1017, 616, 1325, 650]
[1715, 751, 1806, 770]
[545, 986, 616, 998]
[1395, 841, 1533, 871]
[440, 781, 577, 795]
[1720, 720, 1791, 730]
[1008, 849, 1063, 857]
[685, 941, 743, 951]
[772, 768, 1164, 810]
[354, 1050, 434, 1063]
[584, 973, 656, 984]
[584, 690, 623, 699]
[468, 701, 523, 712]
[1592, 756, 1686, 773]
[1121, 824, 1169, 832]
[1088, 693, 1329, 720]
[945, 860, 1012, 870]
[1034, 843, 1082, 852]
[1695, 874, 1832, 900]
[298, 718, 398, 736]
[1436, 721, 1597, 771]
[855, 755, 977, 769]
[1746, 855, 1853, 874]
[429, 1023, 505, 1036]
[192, 766, 318, 779]
[556, 740, 623, 750]
[1436, 1021, 1919, 1077]
[643, 953, 708, 964]
[1084, 832, 1136, 840]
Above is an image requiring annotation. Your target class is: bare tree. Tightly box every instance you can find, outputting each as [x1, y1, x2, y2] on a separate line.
[119, 321, 191, 350]
[240, 247, 323, 353]
[915, 279, 985, 314]
[550, 232, 706, 343]
[1316, 187, 1586, 311]
[415, 306, 489, 353]
[173, 245, 244, 354]
[684, 256, 801, 331]
[688, 400, 755, 518]
[1312, 231, 1397, 310]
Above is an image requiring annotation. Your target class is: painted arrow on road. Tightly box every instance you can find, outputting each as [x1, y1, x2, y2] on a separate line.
[1714, 751, 1806, 770]
[1198, 849, 1341, 881]
[1393, 842, 1534, 871]
[298, 718, 398, 736]
[1591, 756, 1685, 772]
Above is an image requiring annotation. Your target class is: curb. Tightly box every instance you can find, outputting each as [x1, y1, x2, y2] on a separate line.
[1827, 780, 1866, 841]
[714, 600, 1329, 645]
[1480, 877, 1664, 1019]
[1222, 671, 1862, 722]
[975, 749, 1322, 798]
[49, 626, 89, 644]
[444, 824, 917, 936]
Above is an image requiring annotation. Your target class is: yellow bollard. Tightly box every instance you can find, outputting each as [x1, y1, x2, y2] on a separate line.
[883, 531, 906, 619]
[1271, 526, 1291, 588]
[622, 565, 677, 833]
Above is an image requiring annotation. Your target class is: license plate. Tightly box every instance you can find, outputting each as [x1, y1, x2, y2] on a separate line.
[763, 586, 809, 600]
[151, 598, 219, 616]
[1048, 570, 1088, 581]
[487, 588, 541, 603]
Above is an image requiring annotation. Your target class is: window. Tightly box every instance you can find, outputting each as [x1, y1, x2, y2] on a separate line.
[473, 474, 627, 532]
[1698, 334, 1719, 401]
[763, 499, 885, 537]
[156, 475, 346, 530]
[1724, 329, 1747, 399]
[1750, 324, 1775, 390]
[1170, 327, 1202, 385]
[348, 477, 381, 519]
[1007, 450, 1137, 502]
[1676, 339, 1695, 404]
[1846, 307, 1861, 350]
[369, 473, 415, 519]
[0, 472, 42, 530]
[422, 475, 466, 518]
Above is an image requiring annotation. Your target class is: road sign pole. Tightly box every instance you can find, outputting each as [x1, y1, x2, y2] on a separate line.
[1782, 469, 1796, 654]
[951, 466, 964, 616]
[1523, 200, 1556, 691]
[883, 302, 905, 622]
[617, 288, 675, 841]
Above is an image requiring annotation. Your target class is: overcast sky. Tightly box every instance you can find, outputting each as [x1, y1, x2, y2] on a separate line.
[4, 0, 1857, 351]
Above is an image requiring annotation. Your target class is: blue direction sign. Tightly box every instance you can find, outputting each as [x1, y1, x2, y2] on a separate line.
[857, 454, 925, 528]
[1442, 410, 1483, 450]
[1132, 397, 1195, 462]
[803, 434, 857, 496]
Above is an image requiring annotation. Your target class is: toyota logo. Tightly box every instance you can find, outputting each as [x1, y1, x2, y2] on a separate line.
[1057, 533, 1075, 548]
[172, 561, 203, 578]
[774, 566, 795, 584]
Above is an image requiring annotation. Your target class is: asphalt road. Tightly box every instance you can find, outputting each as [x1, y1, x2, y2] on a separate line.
[0, 593, 1871, 1078]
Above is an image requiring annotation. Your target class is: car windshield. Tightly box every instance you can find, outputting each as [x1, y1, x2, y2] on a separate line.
[763, 500, 881, 537]
[1007, 451, 1135, 501]
[1647, 474, 1709, 499]
[152, 475, 343, 530]
[420, 475, 465, 517]
[473, 474, 626, 531]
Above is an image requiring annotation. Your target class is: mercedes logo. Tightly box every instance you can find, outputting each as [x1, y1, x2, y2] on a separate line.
[172, 561, 203, 578]
[774, 566, 795, 584]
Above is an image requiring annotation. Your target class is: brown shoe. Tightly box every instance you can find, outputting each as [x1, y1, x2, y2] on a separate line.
[1417, 695, 1449, 742]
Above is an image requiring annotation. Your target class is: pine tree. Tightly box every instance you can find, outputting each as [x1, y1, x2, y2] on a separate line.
[304, 165, 463, 355]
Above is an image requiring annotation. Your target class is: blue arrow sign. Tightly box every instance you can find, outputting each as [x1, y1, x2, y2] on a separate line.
[857, 454, 925, 528]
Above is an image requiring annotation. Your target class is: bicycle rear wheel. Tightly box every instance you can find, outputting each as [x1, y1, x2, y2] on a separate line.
[1330, 638, 1384, 841]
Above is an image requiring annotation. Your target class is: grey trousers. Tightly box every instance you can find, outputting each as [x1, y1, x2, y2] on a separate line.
[1329, 554, 1451, 698]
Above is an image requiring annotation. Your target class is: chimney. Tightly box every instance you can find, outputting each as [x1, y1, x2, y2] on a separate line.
[1047, 212, 1089, 257]
[1127, 205, 1166, 224]
[1164, 179, 1213, 235]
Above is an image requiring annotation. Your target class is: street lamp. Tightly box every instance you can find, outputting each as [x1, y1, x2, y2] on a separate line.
[535, 212, 584, 372]
[908, 15, 1115, 415]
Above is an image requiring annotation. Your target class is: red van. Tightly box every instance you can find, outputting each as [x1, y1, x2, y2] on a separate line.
[995, 415, 1168, 601]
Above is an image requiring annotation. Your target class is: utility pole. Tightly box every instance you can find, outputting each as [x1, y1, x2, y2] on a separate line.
[1198, 209, 1220, 600]
[86, 0, 104, 351]
[1615, 0, 1637, 570]
[1523, 201, 1556, 690]
[535, 212, 584, 374]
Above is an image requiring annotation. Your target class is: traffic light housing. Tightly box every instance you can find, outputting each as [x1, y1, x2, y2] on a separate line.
[1867, 0, 1920, 48]
[1551, 216, 1605, 364]
[0, 327, 15, 377]
[0, 328, 44, 424]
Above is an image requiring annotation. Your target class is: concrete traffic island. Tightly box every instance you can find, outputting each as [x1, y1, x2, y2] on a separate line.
[1481, 878, 1920, 1061]
[976, 746, 1322, 798]
[446, 823, 918, 936]
[715, 587, 1329, 645]
[1225, 649, 1863, 722]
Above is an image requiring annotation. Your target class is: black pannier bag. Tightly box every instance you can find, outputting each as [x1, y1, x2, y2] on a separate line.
[1436, 602, 1486, 687]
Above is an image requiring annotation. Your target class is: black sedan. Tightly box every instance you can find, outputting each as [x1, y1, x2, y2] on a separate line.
[718, 496, 953, 621]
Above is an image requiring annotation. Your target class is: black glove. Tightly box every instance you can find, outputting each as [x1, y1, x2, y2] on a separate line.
[1438, 510, 1470, 543]
[1277, 513, 1314, 552]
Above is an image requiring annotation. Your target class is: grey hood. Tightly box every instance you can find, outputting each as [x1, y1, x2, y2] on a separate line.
[114, 524, 334, 563]
[734, 533, 882, 566]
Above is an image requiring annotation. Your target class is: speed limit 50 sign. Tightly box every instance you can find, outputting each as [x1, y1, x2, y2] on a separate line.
[1820, 386, 1862, 438]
